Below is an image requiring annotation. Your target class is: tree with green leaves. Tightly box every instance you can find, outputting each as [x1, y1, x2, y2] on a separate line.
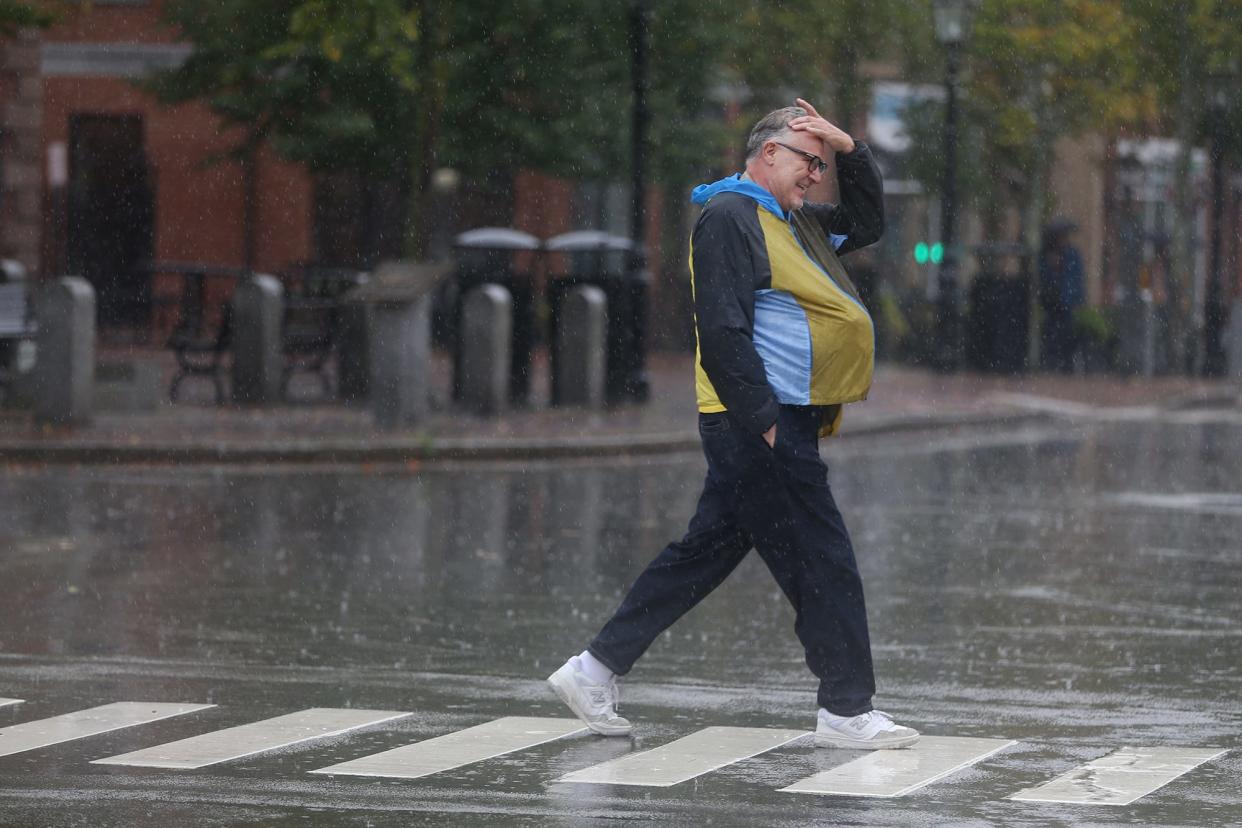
[149, 0, 432, 255]
[899, 0, 1152, 365]
[0, 0, 54, 37]
[152, 0, 921, 266]
[725, 0, 935, 136]
[154, 0, 651, 257]
[1124, 0, 1242, 372]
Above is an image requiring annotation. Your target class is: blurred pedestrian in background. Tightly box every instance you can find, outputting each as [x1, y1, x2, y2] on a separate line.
[1039, 219, 1085, 373]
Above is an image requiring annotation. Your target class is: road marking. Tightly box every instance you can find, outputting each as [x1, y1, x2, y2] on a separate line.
[780, 735, 1016, 798]
[309, 716, 585, 780]
[989, 393, 1158, 420]
[558, 726, 808, 787]
[1009, 746, 1229, 806]
[0, 702, 214, 758]
[92, 708, 411, 769]
[0, 699, 23, 709]
[1109, 492, 1242, 517]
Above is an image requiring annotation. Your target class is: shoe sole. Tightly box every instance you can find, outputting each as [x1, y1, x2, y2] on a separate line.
[814, 732, 920, 750]
[546, 673, 632, 737]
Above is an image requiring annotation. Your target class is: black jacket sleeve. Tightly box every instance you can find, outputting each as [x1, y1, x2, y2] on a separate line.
[691, 200, 779, 435]
[801, 141, 885, 255]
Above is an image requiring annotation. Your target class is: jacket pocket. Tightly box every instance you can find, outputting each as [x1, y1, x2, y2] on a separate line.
[698, 413, 731, 434]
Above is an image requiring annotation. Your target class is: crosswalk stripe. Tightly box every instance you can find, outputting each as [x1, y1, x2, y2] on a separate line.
[558, 726, 808, 787]
[0, 702, 214, 758]
[1008, 746, 1229, 805]
[0, 699, 23, 709]
[91, 708, 411, 769]
[780, 735, 1016, 798]
[309, 716, 585, 780]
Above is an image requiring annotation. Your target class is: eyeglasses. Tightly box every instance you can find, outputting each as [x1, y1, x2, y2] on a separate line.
[773, 141, 828, 175]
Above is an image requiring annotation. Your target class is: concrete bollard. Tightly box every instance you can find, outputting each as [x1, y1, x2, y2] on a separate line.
[1227, 300, 1242, 381]
[458, 284, 512, 415]
[231, 273, 284, 404]
[1140, 295, 1157, 377]
[34, 277, 95, 425]
[1116, 291, 1156, 377]
[556, 284, 607, 408]
[336, 302, 371, 403]
[370, 292, 434, 428]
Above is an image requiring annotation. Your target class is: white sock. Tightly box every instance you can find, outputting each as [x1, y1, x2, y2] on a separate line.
[576, 650, 614, 684]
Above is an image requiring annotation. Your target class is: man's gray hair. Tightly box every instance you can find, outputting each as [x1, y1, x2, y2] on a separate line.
[745, 106, 806, 160]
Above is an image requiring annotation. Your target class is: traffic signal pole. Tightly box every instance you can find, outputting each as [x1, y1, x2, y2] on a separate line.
[626, 0, 652, 401]
[935, 39, 963, 371]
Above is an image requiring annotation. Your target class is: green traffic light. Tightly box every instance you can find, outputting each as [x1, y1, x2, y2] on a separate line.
[931, 242, 944, 265]
[914, 242, 929, 264]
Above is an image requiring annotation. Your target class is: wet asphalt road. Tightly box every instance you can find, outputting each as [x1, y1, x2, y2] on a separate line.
[1, 409, 1240, 826]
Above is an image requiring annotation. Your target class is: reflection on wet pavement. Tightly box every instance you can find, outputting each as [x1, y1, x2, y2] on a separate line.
[781, 735, 1016, 797]
[557, 726, 807, 786]
[0, 418, 1239, 825]
[1010, 746, 1230, 805]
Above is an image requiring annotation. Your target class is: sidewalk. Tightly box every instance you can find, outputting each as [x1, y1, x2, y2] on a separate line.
[0, 350, 1236, 464]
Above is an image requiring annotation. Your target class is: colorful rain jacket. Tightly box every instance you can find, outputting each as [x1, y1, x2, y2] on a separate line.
[689, 141, 884, 438]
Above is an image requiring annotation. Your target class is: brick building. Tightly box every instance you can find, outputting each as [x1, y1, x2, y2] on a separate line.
[1, 2, 671, 346]
[19, 5, 1234, 369]
[1, 1, 314, 339]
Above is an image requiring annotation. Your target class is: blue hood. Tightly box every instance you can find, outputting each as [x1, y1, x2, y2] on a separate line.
[691, 174, 785, 220]
[691, 174, 850, 251]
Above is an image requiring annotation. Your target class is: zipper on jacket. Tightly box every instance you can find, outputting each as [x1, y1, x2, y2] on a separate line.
[787, 219, 873, 322]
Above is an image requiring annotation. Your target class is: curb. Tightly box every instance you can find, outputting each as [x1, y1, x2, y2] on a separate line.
[0, 410, 1051, 466]
[1159, 386, 1242, 411]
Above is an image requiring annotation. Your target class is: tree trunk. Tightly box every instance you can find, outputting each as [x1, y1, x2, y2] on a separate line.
[1166, 6, 1198, 375]
[403, 0, 447, 261]
[1168, 138, 1196, 374]
[1024, 91, 1057, 371]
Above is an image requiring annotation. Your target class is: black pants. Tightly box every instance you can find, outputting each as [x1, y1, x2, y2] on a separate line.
[589, 405, 876, 716]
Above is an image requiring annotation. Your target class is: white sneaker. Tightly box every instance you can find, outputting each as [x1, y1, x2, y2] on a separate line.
[815, 709, 919, 749]
[547, 658, 632, 736]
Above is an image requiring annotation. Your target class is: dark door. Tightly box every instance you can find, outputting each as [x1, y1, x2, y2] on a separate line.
[67, 114, 154, 331]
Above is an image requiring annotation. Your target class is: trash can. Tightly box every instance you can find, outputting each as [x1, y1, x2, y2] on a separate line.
[966, 243, 1030, 373]
[450, 228, 540, 404]
[545, 231, 647, 405]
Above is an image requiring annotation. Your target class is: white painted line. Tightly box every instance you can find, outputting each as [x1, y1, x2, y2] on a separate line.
[780, 735, 1015, 798]
[0, 699, 23, 709]
[559, 726, 808, 787]
[1109, 492, 1242, 517]
[92, 708, 411, 769]
[0, 702, 214, 758]
[989, 393, 1158, 421]
[989, 393, 1099, 417]
[1009, 746, 1229, 806]
[310, 716, 586, 780]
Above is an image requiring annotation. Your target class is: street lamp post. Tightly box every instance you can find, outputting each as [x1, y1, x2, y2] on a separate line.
[1203, 63, 1236, 376]
[933, 0, 972, 372]
[625, 0, 652, 402]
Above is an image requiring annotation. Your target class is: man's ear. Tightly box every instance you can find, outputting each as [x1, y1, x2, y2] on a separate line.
[763, 141, 777, 165]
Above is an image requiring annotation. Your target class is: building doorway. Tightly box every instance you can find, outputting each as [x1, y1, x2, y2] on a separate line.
[67, 114, 154, 333]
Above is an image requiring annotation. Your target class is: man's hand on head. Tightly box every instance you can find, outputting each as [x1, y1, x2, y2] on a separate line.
[790, 97, 855, 155]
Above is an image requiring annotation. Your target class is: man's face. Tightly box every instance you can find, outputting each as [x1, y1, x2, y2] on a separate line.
[765, 131, 826, 213]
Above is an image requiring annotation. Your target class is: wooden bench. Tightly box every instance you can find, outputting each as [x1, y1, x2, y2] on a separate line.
[280, 266, 366, 401]
[149, 262, 245, 404]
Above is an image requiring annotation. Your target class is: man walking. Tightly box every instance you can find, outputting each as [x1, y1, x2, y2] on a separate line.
[548, 100, 918, 750]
